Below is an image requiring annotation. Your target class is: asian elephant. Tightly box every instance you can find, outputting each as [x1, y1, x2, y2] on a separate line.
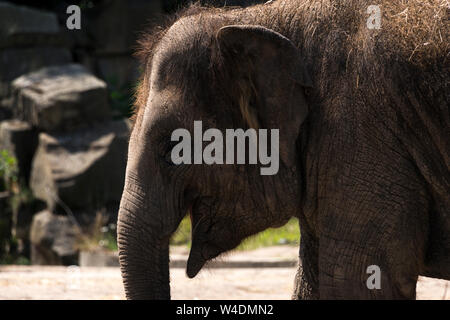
[117, 0, 449, 299]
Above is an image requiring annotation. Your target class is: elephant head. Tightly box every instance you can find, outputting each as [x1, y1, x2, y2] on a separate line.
[117, 18, 312, 299]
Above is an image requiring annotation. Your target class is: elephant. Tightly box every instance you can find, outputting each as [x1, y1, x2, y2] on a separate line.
[117, 0, 449, 299]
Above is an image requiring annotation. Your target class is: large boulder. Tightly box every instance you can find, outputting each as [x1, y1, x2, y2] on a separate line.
[0, 120, 38, 180]
[0, 2, 63, 49]
[30, 210, 78, 265]
[0, 47, 71, 100]
[29, 119, 130, 211]
[12, 64, 111, 132]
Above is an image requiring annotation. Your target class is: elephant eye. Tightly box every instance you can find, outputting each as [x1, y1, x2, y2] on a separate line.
[164, 150, 174, 166]
[162, 141, 177, 166]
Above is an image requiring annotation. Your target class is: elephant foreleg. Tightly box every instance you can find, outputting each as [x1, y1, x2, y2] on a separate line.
[316, 178, 429, 299]
[293, 228, 319, 299]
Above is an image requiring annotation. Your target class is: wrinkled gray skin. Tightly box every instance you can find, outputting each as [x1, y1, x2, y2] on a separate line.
[118, 1, 449, 299]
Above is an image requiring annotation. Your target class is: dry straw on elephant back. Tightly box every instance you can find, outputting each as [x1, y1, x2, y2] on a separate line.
[131, 0, 449, 124]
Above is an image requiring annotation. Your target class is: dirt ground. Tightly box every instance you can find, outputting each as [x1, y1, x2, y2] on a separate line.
[0, 266, 449, 300]
[0, 246, 449, 300]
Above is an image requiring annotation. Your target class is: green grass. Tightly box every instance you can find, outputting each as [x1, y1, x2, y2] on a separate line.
[75, 213, 300, 254]
[0, 254, 30, 265]
[170, 216, 300, 250]
[170, 216, 192, 246]
[239, 218, 300, 250]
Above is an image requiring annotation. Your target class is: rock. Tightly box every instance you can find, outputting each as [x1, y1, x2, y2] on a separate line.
[0, 2, 63, 49]
[30, 210, 78, 265]
[79, 250, 119, 267]
[73, 49, 97, 74]
[0, 120, 38, 180]
[12, 64, 111, 132]
[30, 119, 130, 211]
[0, 47, 71, 99]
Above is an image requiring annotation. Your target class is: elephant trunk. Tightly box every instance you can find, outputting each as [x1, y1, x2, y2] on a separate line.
[117, 179, 172, 300]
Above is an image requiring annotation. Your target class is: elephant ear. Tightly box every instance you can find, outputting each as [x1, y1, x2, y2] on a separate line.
[216, 25, 312, 129]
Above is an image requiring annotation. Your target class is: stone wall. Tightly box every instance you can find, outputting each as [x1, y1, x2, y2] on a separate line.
[0, 1, 152, 264]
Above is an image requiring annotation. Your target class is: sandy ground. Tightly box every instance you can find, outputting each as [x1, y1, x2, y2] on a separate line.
[0, 247, 448, 300]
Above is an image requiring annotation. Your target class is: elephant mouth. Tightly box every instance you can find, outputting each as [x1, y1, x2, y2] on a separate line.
[186, 197, 208, 278]
[186, 240, 223, 278]
[186, 196, 224, 278]
[186, 249, 206, 278]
